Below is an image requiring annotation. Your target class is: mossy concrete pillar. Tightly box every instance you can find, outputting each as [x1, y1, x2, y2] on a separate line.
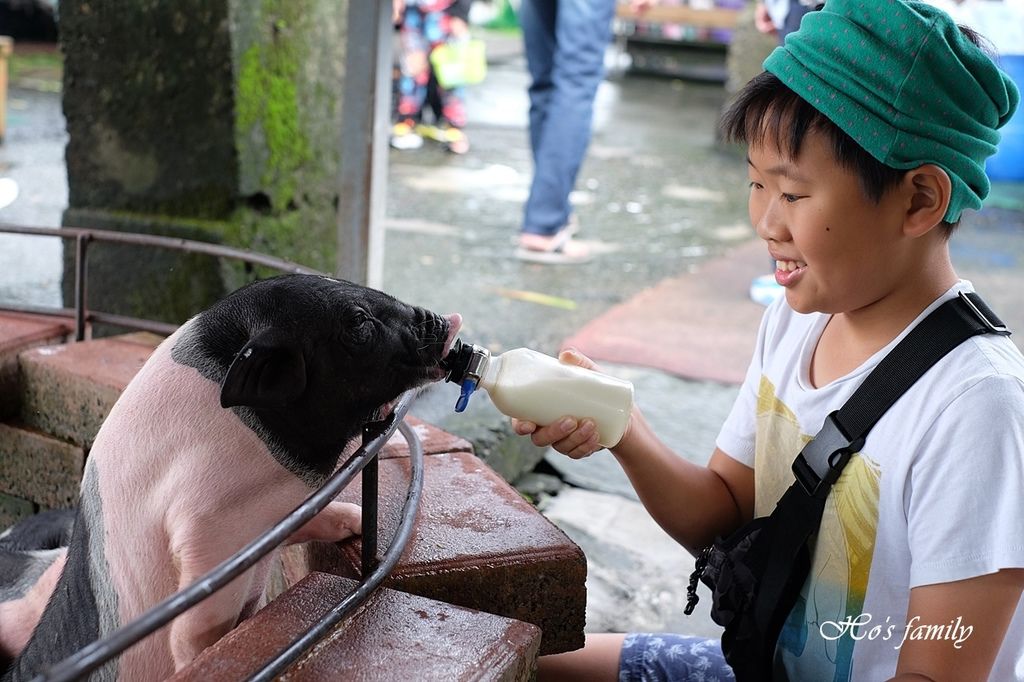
[719, 3, 777, 143]
[59, 0, 351, 325]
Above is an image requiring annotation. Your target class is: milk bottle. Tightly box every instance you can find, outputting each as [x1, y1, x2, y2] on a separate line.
[441, 340, 634, 448]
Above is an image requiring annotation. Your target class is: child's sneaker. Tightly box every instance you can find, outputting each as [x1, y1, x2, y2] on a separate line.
[443, 127, 469, 155]
[414, 123, 445, 143]
[390, 120, 423, 150]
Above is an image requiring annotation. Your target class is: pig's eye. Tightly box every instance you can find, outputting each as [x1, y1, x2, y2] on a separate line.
[346, 312, 375, 345]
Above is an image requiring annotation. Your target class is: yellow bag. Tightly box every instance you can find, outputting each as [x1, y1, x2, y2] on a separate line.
[430, 39, 487, 89]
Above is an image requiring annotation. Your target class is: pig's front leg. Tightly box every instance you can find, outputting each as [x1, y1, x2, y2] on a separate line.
[286, 501, 362, 545]
[169, 535, 256, 669]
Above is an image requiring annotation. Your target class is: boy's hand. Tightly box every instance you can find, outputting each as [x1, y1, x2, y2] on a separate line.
[511, 348, 611, 460]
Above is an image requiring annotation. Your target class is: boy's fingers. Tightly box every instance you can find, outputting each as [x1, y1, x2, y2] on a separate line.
[559, 347, 599, 371]
[530, 417, 577, 447]
[553, 419, 599, 458]
[512, 418, 537, 435]
[565, 435, 602, 460]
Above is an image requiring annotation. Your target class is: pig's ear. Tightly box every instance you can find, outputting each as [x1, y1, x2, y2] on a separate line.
[220, 329, 307, 408]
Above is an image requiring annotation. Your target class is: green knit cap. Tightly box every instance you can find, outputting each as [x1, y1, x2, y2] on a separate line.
[764, 0, 1020, 222]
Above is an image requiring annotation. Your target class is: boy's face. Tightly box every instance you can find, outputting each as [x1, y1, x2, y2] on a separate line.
[747, 127, 911, 315]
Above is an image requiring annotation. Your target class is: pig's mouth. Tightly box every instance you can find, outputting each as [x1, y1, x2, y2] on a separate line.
[369, 313, 463, 423]
[425, 312, 462, 382]
[436, 312, 462, 371]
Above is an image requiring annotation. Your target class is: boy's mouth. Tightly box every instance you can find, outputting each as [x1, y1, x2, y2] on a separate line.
[775, 259, 807, 287]
[775, 259, 806, 272]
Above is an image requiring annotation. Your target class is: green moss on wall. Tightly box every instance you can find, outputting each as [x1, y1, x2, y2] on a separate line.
[221, 206, 333, 273]
[235, 1, 315, 211]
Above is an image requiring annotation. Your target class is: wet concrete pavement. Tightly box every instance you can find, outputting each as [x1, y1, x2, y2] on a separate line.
[2, 32, 1023, 639]
[383, 50, 754, 357]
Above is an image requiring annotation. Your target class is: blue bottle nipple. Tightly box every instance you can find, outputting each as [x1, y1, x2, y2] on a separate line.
[455, 378, 478, 412]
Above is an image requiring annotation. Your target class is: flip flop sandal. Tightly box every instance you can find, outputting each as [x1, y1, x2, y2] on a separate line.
[565, 213, 580, 237]
[515, 226, 592, 264]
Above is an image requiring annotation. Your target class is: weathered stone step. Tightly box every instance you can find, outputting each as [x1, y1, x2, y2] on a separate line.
[0, 421, 84, 511]
[173, 572, 541, 682]
[0, 312, 72, 420]
[286, 450, 586, 655]
[17, 331, 164, 448]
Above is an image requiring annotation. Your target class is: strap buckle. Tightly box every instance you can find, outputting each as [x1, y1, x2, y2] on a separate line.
[958, 291, 1010, 336]
[792, 411, 864, 498]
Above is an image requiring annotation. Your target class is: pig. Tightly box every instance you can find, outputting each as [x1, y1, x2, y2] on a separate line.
[0, 274, 460, 681]
[0, 510, 75, 668]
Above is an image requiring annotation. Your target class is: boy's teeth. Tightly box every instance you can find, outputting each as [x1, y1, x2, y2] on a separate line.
[776, 260, 806, 272]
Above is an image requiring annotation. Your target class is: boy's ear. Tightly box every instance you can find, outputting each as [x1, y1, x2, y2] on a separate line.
[220, 329, 307, 409]
[903, 164, 952, 238]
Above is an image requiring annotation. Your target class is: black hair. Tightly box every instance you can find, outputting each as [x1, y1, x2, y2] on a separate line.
[720, 71, 908, 203]
[720, 24, 991, 236]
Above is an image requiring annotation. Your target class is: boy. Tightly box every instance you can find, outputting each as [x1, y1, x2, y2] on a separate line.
[514, 1, 1024, 680]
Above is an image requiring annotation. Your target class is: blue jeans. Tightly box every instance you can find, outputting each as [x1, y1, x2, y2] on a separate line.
[781, 1, 819, 39]
[519, 0, 616, 237]
[618, 633, 735, 682]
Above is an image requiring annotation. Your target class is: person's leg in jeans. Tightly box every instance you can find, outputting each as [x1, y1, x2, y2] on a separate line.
[520, 0, 557, 167]
[537, 633, 734, 681]
[519, 0, 616, 243]
[780, 0, 819, 39]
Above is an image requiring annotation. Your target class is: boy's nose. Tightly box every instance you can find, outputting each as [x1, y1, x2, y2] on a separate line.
[753, 198, 788, 243]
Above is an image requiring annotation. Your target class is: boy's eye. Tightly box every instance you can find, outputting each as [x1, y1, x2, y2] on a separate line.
[748, 181, 763, 190]
[782, 193, 802, 203]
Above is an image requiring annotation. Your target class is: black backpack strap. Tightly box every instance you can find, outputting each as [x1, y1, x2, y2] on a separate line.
[752, 291, 1009, 660]
[793, 292, 1009, 497]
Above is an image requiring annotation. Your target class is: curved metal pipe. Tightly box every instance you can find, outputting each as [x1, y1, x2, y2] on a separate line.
[0, 223, 322, 275]
[32, 391, 419, 682]
[246, 417, 425, 681]
[0, 223, 326, 339]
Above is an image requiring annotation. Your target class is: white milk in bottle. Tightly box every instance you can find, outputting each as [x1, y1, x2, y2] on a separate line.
[442, 341, 634, 448]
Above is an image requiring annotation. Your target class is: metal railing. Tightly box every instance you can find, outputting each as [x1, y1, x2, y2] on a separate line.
[0, 223, 425, 680]
[0, 223, 324, 340]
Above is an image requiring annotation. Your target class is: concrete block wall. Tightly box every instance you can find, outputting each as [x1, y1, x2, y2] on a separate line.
[0, 311, 586, 676]
[0, 315, 161, 525]
[1, 312, 73, 522]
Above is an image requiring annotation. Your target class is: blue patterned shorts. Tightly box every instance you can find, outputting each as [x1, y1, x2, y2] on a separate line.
[618, 633, 735, 682]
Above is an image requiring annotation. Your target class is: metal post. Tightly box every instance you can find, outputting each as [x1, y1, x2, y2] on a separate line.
[336, 0, 392, 288]
[73, 232, 90, 341]
[361, 455, 379, 575]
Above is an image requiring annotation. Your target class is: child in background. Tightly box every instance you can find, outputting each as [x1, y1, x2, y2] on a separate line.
[391, 0, 473, 154]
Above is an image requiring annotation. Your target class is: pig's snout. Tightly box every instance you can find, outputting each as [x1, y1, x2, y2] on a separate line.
[442, 313, 462, 359]
[415, 311, 461, 382]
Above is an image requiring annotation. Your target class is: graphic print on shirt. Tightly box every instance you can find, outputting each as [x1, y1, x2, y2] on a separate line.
[754, 377, 882, 681]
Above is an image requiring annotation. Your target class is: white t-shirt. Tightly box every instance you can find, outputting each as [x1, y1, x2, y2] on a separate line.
[716, 281, 1024, 681]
